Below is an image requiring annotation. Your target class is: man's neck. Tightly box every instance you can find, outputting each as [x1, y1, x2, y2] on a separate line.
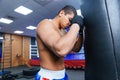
[52, 17, 61, 29]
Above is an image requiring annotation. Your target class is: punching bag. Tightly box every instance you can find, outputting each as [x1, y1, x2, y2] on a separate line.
[80, 0, 120, 80]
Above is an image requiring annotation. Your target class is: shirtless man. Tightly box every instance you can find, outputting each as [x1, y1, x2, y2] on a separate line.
[36, 5, 83, 80]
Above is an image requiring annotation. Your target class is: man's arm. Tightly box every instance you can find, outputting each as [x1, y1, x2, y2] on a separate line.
[72, 34, 83, 52]
[36, 19, 80, 57]
[70, 15, 84, 52]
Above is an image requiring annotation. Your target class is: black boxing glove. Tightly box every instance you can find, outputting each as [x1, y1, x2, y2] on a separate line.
[70, 15, 84, 35]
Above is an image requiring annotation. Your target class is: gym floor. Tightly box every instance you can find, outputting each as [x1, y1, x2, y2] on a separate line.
[2, 65, 84, 80]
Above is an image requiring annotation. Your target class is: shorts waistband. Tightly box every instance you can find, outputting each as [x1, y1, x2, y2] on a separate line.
[38, 67, 65, 79]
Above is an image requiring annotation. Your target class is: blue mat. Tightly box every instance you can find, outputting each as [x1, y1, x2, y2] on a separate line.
[0, 71, 11, 75]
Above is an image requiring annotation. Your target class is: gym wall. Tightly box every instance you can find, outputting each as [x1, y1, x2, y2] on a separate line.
[2, 34, 30, 68]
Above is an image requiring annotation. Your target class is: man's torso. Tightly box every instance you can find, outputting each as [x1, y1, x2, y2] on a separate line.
[36, 19, 66, 70]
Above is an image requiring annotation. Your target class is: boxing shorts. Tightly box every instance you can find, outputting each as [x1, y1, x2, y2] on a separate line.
[35, 67, 69, 80]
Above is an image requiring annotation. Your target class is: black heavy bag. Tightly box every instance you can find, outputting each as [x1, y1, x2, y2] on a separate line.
[80, 0, 120, 80]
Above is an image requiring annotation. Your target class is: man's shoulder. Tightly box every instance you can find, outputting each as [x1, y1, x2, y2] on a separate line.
[37, 19, 55, 32]
[40, 19, 51, 23]
[39, 19, 53, 26]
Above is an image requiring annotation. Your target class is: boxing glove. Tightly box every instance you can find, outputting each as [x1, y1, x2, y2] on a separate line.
[70, 15, 84, 35]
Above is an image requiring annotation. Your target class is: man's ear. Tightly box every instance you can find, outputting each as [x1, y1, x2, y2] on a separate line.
[59, 10, 65, 17]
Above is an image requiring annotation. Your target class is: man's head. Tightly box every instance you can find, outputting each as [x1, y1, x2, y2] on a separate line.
[58, 5, 77, 16]
[57, 5, 77, 29]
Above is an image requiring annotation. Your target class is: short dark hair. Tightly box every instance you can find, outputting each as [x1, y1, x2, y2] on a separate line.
[58, 5, 77, 16]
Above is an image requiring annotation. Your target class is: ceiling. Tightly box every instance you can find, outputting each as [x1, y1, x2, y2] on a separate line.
[0, 0, 83, 37]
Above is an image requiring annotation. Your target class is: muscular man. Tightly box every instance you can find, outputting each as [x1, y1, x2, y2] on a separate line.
[36, 5, 83, 80]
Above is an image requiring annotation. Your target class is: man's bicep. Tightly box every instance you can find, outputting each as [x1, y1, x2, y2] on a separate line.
[37, 26, 60, 49]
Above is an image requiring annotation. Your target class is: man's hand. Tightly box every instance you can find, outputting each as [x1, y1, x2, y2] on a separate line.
[70, 15, 84, 35]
